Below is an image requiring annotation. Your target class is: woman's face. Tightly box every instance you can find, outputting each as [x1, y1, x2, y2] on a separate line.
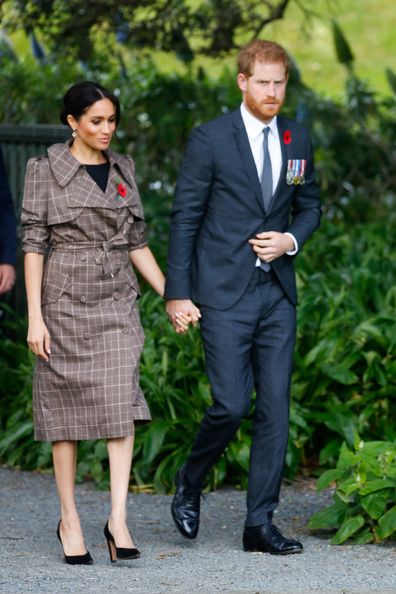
[68, 98, 117, 151]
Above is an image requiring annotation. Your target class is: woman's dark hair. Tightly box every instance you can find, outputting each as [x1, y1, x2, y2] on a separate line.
[60, 81, 121, 127]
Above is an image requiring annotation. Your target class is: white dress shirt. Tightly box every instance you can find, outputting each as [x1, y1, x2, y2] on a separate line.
[240, 103, 298, 256]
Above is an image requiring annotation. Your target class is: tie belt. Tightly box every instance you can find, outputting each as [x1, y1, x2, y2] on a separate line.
[50, 241, 128, 278]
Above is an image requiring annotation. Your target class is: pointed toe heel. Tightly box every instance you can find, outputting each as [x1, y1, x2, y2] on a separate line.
[104, 521, 140, 563]
[56, 520, 93, 565]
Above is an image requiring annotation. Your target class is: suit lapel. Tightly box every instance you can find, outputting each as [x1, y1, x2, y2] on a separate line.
[232, 112, 266, 215]
[266, 116, 288, 214]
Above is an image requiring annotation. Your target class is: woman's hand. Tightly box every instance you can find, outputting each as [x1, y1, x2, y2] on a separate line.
[27, 317, 51, 362]
[166, 299, 201, 334]
[174, 312, 193, 334]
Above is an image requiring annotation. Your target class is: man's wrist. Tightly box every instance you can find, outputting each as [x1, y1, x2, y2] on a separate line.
[284, 232, 298, 255]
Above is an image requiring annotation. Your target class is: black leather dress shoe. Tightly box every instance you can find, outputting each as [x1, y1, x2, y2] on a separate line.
[171, 466, 201, 539]
[243, 524, 303, 555]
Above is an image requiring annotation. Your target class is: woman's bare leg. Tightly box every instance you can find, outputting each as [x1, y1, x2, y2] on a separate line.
[107, 435, 135, 547]
[52, 440, 88, 555]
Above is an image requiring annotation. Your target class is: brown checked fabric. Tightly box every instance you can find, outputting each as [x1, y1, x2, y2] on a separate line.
[21, 142, 151, 441]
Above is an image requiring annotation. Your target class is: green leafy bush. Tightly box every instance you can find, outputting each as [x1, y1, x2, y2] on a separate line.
[309, 437, 396, 544]
[1, 52, 395, 224]
[1, 40, 395, 491]
[287, 221, 396, 475]
[1, 221, 394, 491]
[0, 307, 52, 470]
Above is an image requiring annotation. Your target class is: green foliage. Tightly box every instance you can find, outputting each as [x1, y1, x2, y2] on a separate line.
[0, 26, 395, 494]
[1, 0, 294, 62]
[309, 438, 396, 544]
[287, 220, 396, 474]
[332, 20, 354, 68]
[0, 307, 52, 470]
[1, 51, 395, 224]
[0, 58, 81, 123]
[1, 221, 394, 493]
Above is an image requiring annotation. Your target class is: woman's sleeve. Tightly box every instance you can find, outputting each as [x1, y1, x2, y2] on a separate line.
[125, 155, 148, 251]
[128, 219, 148, 251]
[21, 158, 50, 254]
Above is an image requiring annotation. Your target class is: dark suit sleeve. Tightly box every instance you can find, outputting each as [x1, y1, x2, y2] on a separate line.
[0, 148, 17, 266]
[164, 127, 214, 299]
[286, 135, 321, 250]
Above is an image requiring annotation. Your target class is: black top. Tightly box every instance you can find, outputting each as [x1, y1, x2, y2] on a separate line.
[85, 162, 110, 193]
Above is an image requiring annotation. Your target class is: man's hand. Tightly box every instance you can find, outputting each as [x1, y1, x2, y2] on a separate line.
[0, 264, 16, 295]
[166, 299, 201, 333]
[249, 231, 294, 264]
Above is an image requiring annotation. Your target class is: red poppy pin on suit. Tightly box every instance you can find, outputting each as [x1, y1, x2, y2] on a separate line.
[283, 130, 292, 145]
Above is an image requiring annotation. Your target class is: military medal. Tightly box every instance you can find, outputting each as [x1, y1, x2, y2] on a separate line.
[286, 159, 306, 185]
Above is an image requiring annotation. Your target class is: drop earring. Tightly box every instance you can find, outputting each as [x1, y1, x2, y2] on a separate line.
[72, 130, 77, 138]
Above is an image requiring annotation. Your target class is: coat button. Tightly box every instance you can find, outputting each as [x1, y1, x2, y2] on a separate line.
[83, 332, 90, 340]
[80, 295, 86, 303]
[127, 216, 134, 223]
[80, 254, 87, 262]
[122, 327, 129, 334]
[113, 292, 121, 301]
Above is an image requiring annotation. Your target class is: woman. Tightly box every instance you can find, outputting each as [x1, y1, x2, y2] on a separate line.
[22, 81, 189, 564]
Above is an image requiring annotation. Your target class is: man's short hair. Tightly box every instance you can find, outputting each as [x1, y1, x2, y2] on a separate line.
[237, 40, 291, 77]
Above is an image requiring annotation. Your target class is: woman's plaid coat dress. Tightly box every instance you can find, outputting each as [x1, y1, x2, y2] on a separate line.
[22, 143, 151, 441]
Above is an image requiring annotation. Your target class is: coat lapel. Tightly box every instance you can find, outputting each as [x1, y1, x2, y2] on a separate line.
[47, 143, 141, 212]
[104, 152, 140, 210]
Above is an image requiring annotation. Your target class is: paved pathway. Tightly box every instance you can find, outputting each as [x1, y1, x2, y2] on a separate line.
[0, 467, 395, 593]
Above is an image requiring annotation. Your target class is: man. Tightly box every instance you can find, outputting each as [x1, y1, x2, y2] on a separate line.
[165, 40, 321, 554]
[0, 147, 17, 295]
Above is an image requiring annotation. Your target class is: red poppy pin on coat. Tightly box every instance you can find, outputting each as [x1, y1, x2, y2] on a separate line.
[115, 178, 127, 200]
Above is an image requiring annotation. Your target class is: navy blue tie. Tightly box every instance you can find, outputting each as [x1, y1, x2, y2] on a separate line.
[260, 127, 272, 272]
[261, 127, 272, 211]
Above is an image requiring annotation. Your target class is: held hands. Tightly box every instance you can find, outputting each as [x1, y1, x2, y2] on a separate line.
[249, 231, 294, 264]
[27, 316, 51, 361]
[166, 299, 201, 334]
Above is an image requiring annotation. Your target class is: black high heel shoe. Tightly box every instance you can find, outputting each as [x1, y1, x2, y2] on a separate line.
[104, 520, 140, 562]
[56, 520, 93, 565]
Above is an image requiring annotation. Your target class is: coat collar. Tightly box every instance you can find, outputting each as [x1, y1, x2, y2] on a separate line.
[47, 142, 135, 188]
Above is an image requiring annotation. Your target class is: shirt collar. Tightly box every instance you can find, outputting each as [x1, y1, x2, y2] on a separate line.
[240, 103, 278, 141]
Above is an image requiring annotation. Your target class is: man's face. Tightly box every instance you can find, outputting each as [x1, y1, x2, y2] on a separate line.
[237, 60, 288, 123]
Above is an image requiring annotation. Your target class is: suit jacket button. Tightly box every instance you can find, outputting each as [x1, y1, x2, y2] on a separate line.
[83, 332, 90, 340]
[127, 216, 134, 223]
[80, 295, 86, 303]
[122, 327, 129, 334]
[80, 254, 87, 261]
[113, 291, 121, 300]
